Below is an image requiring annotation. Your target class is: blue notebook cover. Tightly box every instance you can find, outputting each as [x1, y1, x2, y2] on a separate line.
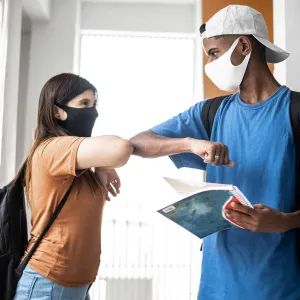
[157, 178, 252, 239]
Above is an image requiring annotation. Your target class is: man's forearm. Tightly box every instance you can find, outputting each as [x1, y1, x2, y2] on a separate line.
[130, 130, 192, 158]
[282, 211, 300, 231]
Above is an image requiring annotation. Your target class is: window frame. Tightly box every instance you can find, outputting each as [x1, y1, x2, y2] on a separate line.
[0, 0, 9, 164]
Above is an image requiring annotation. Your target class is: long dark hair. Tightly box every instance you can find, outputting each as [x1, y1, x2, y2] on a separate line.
[25, 73, 98, 194]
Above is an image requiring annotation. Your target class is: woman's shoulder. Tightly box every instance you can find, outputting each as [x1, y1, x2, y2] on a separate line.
[38, 136, 85, 150]
[33, 136, 86, 178]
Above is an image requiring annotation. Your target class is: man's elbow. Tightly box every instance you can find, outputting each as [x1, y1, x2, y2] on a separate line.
[130, 131, 153, 158]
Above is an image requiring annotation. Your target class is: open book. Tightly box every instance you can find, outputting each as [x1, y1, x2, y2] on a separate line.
[157, 177, 253, 239]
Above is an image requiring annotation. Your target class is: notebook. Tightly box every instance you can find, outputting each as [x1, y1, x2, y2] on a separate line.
[157, 177, 253, 239]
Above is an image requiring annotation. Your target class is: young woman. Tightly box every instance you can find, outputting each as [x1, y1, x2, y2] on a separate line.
[14, 73, 132, 300]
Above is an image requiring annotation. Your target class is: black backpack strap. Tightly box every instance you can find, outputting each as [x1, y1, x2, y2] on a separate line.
[290, 91, 300, 265]
[290, 91, 300, 193]
[201, 95, 230, 140]
[15, 184, 73, 277]
[290, 90, 300, 163]
[199, 95, 229, 251]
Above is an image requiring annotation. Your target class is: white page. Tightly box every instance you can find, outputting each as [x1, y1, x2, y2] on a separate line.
[163, 177, 233, 197]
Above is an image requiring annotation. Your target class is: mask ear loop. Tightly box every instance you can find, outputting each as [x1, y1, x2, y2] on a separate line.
[54, 103, 68, 122]
[229, 38, 240, 66]
[203, 38, 241, 65]
[55, 103, 66, 110]
[229, 38, 252, 67]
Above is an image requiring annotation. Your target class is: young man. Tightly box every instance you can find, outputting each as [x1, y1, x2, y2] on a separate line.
[130, 5, 300, 300]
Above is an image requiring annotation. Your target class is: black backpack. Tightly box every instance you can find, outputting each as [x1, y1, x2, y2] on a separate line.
[0, 164, 72, 300]
[200, 91, 300, 262]
[0, 167, 27, 300]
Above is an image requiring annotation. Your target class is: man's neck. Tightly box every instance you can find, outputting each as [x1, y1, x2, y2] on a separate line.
[239, 62, 281, 105]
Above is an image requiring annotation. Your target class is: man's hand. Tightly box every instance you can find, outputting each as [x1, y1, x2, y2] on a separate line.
[190, 139, 235, 167]
[95, 168, 121, 201]
[130, 130, 235, 165]
[224, 203, 288, 232]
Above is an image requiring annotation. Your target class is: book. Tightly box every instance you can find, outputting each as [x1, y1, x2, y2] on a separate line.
[157, 177, 253, 239]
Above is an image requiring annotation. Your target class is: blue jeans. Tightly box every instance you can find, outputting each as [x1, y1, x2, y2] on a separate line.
[14, 266, 91, 300]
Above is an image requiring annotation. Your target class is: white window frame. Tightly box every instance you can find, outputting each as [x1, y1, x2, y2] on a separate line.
[0, 0, 9, 164]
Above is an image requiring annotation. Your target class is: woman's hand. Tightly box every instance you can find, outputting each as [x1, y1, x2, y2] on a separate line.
[95, 168, 121, 201]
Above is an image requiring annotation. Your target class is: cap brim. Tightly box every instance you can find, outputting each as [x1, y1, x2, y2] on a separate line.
[253, 35, 290, 64]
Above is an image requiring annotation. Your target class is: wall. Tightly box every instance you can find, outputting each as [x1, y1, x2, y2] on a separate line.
[21, 0, 81, 161]
[284, 0, 300, 91]
[273, 0, 286, 86]
[16, 31, 31, 169]
[193, 0, 203, 102]
[82, 2, 195, 33]
[23, 0, 51, 20]
[202, 0, 274, 99]
[268, 0, 300, 91]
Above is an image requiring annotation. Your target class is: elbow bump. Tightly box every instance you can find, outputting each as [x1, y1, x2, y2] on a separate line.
[117, 139, 133, 166]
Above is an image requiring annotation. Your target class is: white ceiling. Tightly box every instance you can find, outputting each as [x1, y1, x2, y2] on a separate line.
[82, 0, 196, 4]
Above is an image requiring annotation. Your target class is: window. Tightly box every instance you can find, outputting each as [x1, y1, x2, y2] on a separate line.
[80, 33, 203, 300]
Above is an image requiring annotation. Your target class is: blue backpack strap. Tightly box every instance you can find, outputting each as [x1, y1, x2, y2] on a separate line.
[201, 95, 230, 140]
[290, 91, 300, 264]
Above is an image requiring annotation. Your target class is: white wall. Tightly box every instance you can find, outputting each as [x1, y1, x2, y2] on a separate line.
[193, 0, 203, 102]
[82, 2, 196, 33]
[285, 0, 300, 91]
[22, 0, 81, 158]
[273, 0, 300, 91]
[23, 0, 51, 20]
[273, 0, 286, 85]
[16, 32, 31, 169]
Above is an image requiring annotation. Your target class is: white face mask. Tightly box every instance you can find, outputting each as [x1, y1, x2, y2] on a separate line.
[204, 38, 251, 92]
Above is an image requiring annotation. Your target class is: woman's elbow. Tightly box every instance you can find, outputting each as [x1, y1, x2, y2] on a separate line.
[115, 139, 133, 167]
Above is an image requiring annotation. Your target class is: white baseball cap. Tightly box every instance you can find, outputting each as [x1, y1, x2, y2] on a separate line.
[200, 5, 289, 64]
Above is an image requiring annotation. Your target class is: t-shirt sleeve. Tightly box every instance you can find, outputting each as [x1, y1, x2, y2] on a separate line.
[37, 136, 86, 177]
[151, 101, 208, 170]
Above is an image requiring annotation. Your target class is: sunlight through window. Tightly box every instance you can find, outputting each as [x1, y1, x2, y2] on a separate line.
[81, 33, 203, 300]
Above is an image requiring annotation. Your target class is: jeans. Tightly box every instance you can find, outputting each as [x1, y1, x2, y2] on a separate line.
[14, 266, 91, 300]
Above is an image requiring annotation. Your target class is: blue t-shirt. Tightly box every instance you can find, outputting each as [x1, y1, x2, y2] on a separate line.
[152, 86, 300, 300]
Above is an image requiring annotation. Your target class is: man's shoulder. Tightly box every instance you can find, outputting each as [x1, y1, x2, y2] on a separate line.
[204, 93, 235, 103]
[200, 94, 236, 114]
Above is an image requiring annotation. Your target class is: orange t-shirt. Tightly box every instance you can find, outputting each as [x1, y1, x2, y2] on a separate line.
[26, 136, 105, 287]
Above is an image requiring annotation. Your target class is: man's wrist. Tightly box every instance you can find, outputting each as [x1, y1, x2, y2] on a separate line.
[184, 137, 193, 153]
[281, 211, 300, 232]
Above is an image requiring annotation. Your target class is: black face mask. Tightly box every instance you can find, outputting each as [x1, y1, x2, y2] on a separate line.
[57, 105, 98, 137]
